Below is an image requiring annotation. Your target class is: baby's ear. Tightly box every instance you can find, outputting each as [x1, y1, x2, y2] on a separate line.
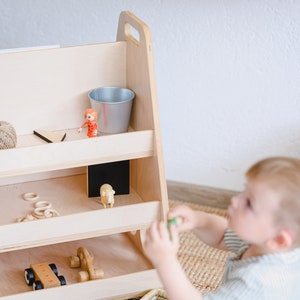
[267, 229, 295, 251]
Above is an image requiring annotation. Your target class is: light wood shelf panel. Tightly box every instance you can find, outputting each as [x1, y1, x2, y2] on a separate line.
[0, 42, 127, 135]
[0, 174, 160, 252]
[0, 234, 161, 299]
[0, 129, 154, 178]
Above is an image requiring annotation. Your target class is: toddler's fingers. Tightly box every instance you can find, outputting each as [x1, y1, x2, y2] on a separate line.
[146, 220, 159, 241]
[168, 205, 190, 219]
[169, 225, 179, 245]
[158, 220, 169, 240]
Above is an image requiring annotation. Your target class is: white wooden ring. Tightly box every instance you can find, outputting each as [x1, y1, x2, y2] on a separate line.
[23, 192, 39, 201]
[44, 209, 60, 218]
[33, 207, 48, 217]
[17, 214, 37, 222]
[34, 200, 52, 209]
[32, 208, 59, 219]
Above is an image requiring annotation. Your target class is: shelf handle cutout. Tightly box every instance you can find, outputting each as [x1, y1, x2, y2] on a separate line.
[124, 23, 140, 45]
[117, 11, 152, 51]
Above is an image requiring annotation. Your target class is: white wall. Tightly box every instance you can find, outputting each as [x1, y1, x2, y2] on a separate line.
[1, 0, 300, 191]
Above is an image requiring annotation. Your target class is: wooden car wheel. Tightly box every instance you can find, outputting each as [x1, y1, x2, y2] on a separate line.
[78, 270, 89, 282]
[49, 263, 58, 275]
[58, 275, 67, 286]
[94, 268, 104, 279]
[69, 255, 80, 268]
[24, 268, 35, 286]
[33, 280, 43, 290]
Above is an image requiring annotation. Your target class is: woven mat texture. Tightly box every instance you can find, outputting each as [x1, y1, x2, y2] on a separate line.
[140, 199, 230, 300]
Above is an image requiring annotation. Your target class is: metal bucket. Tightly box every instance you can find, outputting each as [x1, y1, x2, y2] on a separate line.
[88, 87, 135, 134]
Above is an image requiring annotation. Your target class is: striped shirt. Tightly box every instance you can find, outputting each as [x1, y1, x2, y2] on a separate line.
[204, 228, 300, 299]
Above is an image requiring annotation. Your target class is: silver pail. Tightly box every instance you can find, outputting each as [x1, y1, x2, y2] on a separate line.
[88, 86, 135, 134]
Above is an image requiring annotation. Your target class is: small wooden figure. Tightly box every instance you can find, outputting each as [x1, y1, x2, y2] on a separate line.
[24, 262, 66, 290]
[69, 247, 104, 282]
[167, 217, 179, 230]
[100, 183, 115, 208]
[78, 108, 98, 138]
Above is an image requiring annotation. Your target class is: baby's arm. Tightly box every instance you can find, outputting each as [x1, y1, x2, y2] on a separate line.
[144, 221, 203, 300]
[168, 205, 228, 249]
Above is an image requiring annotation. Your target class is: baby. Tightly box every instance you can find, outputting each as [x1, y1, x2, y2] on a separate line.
[144, 157, 300, 299]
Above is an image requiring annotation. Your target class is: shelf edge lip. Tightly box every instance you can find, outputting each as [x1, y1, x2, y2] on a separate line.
[0, 129, 154, 179]
[0, 269, 162, 300]
[0, 201, 161, 253]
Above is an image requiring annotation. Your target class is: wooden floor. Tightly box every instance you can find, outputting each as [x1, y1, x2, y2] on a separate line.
[167, 180, 238, 209]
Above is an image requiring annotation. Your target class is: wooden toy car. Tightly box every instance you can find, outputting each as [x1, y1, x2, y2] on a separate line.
[24, 262, 66, 290]
[69, 247, 104, 282]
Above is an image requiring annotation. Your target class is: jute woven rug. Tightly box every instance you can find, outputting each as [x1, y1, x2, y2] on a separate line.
[140, 199, 230, 300]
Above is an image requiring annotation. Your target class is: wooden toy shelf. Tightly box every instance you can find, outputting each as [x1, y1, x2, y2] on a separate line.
[0, 11, 168, 299]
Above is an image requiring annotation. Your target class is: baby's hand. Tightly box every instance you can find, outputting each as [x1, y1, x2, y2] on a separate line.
[167, 217, 182, 229]
[167, 217, 183, 240]
[144, 220, 179, 268]
[168, 205, 197, 233]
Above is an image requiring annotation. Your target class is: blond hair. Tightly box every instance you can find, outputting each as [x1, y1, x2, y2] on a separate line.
[246, 157, 300, 244]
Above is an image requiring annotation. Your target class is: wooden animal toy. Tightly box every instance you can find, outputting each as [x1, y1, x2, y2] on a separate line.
[100, 183, 115, 208]
[69, 247, 104, 282]
[24, 262, 66, 290]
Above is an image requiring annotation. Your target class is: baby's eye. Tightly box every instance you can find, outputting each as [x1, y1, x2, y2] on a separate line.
[246, 198, 252, 209]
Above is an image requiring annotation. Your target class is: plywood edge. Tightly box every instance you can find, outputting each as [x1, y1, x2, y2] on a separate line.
[0, 201, 161, 252]
[117, 11, 169, 222]
[0, 130, 154, 179]
[1, 270, 162, 300]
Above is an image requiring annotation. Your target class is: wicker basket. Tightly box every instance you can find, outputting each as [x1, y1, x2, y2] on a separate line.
[140, 289, 167, 300]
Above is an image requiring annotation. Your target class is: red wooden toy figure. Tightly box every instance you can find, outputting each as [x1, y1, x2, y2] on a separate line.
[78, 109, 98, 138]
